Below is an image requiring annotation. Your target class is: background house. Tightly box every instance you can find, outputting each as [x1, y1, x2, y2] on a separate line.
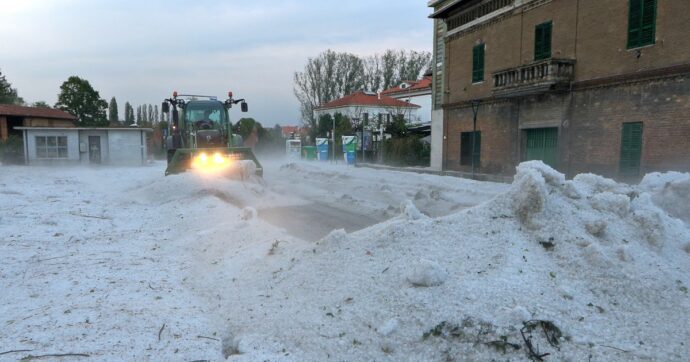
[430, 0, 690, 179]
[313, 90, 421, 125]
[281, 125, 301, 138]
[381, 75, 433, 124]
[17, 127, 152, 166]
[0, 104, 76, 141]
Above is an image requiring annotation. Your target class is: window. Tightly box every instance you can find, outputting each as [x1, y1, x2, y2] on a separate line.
[460, 131, 481, 166]
[534, 21, 552, 61]
[36, 136, 68, 159]
[472, 44, 485, 83]
[628, 0, 656, 49]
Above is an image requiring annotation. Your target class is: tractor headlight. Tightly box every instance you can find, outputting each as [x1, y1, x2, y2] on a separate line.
[213, 153, 225, 164]
[199, 152, 208, 163]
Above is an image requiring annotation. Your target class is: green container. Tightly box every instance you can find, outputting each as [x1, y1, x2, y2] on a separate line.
[302, 146, 317, 160]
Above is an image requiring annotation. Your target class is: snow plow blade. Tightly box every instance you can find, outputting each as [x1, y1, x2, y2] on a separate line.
[165, 147, 263, 177]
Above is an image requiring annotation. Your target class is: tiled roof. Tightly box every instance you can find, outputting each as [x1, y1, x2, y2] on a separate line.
[381, 76, 433, 96]
[316, 91, 420, 110]
[0, 104, 77, 120]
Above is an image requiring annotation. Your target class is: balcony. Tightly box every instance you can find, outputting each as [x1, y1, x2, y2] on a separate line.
[492, 59, 576, 98]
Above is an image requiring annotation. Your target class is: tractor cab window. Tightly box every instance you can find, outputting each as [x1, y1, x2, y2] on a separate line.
[184, 101, 228, 131]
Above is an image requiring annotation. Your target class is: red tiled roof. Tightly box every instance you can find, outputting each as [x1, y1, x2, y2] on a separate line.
[281, 126, 299, 133]
[316, 91, 420, 110]
[381, 76, 433, 96]
[0, 104, 77, 120]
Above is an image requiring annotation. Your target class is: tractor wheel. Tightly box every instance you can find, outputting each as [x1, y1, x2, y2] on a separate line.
[167, 150, 175, 164]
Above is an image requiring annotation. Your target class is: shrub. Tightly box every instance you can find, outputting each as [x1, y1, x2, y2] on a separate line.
[0, 135, 24, 164]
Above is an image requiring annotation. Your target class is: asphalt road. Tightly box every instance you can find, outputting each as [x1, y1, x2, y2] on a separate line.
[258, 203, 385, 241]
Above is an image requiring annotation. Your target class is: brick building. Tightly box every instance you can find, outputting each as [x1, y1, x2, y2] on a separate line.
[0, 104, 76, 141]
[429, 0, 690, 180]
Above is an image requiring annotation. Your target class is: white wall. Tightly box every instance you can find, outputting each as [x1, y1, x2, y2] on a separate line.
[395, 94, 432, 124]
[314, 105, 419, 124]
[25, 129, 80, 165]
[430, 109, 444, 170]
[108, 130, 146, 166]
[23, 129, 148, 166]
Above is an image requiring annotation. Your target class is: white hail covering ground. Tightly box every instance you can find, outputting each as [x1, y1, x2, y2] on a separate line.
[0, 160, 688, 361]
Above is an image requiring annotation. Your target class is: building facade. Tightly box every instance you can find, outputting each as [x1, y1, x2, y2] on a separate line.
[313, 91, 421, 125]
[17, 127, 152, 166]
[381, 75, 433, 125]
[0, 105, 76, 141]
[430, 0, 690, 179]
[428, 0, 451, 170]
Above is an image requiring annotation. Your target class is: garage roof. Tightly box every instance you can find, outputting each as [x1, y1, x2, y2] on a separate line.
[0, 104, 77, 121]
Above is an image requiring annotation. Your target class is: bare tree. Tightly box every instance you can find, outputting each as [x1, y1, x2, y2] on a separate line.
[294, 49, 431, 132]
[294, 49, 365, 133]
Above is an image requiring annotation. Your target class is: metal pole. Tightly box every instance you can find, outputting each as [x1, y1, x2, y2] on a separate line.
[362, 113, 367, 164]
[332, 116, 336, 164]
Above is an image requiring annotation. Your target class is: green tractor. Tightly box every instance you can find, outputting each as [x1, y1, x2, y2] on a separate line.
[162, 91, 263, 177]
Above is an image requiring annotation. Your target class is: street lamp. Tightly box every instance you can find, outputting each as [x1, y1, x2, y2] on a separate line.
[471, 100, 481, 179]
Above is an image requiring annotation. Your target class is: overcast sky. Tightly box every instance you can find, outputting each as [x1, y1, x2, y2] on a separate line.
[0, 0, 432, 126]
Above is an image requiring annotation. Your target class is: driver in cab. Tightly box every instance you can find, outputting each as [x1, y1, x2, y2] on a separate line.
[195, 110, 215, 130]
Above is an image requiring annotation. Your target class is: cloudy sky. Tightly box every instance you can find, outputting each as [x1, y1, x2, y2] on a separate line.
[0, 0, 432, 126]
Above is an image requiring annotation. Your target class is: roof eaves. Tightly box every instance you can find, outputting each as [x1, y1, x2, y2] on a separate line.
[429, 0, 467, 18]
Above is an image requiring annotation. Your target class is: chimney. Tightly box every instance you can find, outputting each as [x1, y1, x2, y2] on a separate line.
[377, 92, 381, 100]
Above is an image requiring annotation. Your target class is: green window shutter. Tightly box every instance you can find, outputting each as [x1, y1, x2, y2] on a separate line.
[640, 0, 656, 45]
[620, 122, 643, 177]
[534, 21, 552, 61]
[628, 0, 656, 48]
[472, 44, 485, 83]
[525, 128, 558, 168]
[628, 0, 642, 48]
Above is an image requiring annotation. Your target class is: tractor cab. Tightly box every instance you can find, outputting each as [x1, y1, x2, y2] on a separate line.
[182, 100, 229, 148]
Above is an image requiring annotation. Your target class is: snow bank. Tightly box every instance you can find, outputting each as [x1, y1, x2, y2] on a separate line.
[3, 161, 688, 361]
[214, 161, 689, 361]
[640, 171, 690, 225]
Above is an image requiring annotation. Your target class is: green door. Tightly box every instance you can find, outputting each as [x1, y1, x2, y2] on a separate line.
[525, 128, 558, 168]
[619, 122, 643, 177]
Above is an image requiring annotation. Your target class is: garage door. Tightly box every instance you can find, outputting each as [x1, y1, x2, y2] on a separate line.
[524, 128, 558, 168]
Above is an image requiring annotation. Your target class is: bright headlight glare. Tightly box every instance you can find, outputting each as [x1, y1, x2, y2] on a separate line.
[213, 153, 225, 164]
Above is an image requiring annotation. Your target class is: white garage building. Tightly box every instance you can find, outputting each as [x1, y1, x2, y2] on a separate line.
[17, 127, 152, 166]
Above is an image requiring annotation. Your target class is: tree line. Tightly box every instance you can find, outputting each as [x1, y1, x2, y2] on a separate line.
[1, 68, 168, 128]
[293, 49, 432, 134]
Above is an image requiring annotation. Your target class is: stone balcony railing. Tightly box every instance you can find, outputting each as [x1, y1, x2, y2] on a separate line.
[492, 58, 576, 98]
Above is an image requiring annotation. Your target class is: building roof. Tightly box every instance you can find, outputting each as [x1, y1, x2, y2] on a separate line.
[428, 0, 471, 18]
[281, 125, 299, 132]
[281, 126, 301, 137]
[0, 104, 77, 121]
[315, 91, 421, 110]
[381, 76, 433, 96]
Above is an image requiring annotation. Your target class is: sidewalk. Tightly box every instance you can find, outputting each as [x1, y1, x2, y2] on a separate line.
[355, 163, 512, 183]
